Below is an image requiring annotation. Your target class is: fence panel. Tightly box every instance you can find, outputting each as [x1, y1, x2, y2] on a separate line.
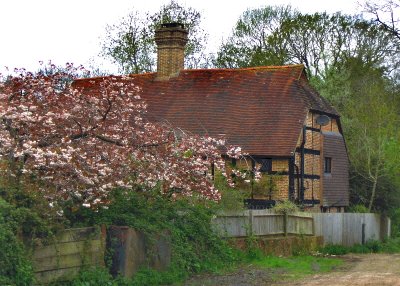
[213, 210, 314, 237]
[212, 213, 250, 237]
[287, 213, 314, 235]
[311, 213, 388, 246]
[252, 213, 284, 236]
[214, 212, 390, 245]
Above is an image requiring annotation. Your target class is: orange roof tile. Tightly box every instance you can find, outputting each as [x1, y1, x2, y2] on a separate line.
[75, 65, 338, 157]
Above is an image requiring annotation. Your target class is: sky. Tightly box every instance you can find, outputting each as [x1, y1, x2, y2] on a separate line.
[0, 0, 362, 74]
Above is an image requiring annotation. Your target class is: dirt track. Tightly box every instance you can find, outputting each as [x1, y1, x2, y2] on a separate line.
[185, 254, 400, 286]
[274, 253, 400, 286]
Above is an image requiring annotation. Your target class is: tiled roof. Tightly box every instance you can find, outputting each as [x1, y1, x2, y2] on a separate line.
[75, 65, 338, 157]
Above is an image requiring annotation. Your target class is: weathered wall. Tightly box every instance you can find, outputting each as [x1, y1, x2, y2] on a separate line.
[214, 211, 391, 247]
[312, 213, 391, 246]
[30, 226, 171, 284]
[31, 226, 106, 284]
[321, 132, 349, 206]
[107, 226, 171, 278]
[212, 209, 314, 237]
[230, 235, 323, 256]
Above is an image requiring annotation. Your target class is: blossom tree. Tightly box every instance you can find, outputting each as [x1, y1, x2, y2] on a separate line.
[0, 65, 246, 209]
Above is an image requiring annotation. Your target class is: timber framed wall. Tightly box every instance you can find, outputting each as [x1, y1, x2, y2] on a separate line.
[293, 111, 348, 211]
[224, 110, 349, 211]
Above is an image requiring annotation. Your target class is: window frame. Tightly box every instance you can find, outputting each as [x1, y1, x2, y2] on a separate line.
[324, 157, 332, 174]
[254, 158, 273, 173]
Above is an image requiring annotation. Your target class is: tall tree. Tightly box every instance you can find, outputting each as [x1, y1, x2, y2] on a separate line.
[101, 1, 209, 74]
[315, 58, 400, 212]
[149, 0, 209, 69]
[102, 12, 154, 74]
[214, 6, 295, 68]
[362, 0, 400, 40]
[216, 7, 399, 79]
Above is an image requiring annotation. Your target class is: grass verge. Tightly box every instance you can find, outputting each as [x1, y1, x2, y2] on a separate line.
[249, 255, 343, 281]
[319, 237, 400, 255]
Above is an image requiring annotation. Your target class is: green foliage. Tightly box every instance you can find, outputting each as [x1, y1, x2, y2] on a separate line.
[216, 6, 399, 78]
[124, 268, 183, 286]
[272, 200, 299, 214]
[149, 0, 209, 69]
[214, 5, 295, 69]
[69, 267, 115, 286]
[250, 255, 342, 278]
[319, 238, 400, 255]
[101, 0, 209, 74]
[347, 204, 369, 213]
[0, 198, 35, 285]
[389, 208, 400, 237]
[0, 184, 58, 285]
[319, 244, 349, 255]
[380, 237, 400, 253]
[74, 189, 242, 285]
[314, 56, 400, 213]
[213, 171, 246, 211]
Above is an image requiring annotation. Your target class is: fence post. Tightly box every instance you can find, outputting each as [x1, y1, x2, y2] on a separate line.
[284, 213, 288, 236]
[248, 209, 254, 236]
[312, 216, 315, 236]
[362, 223, 366, 245]
[380, 215, 391, 240]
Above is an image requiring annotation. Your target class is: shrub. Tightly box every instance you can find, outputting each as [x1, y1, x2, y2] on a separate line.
[0, 199, 35, 285]
[80, 189, 242, 284]
[380, 237, 400, 253]
[69, 267, 116, 286]
[319, 244, 349, 255]
[272, 200, 299, 214]
[320, 237, 400, 256]
[347, 204, 369, 213]
[389, 208, 400, 237]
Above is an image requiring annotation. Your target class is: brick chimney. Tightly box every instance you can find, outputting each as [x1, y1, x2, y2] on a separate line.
[154, 23, 188, 80]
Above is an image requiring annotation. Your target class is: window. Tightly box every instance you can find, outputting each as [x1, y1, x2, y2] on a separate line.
[324, 157, 332, 174]
[255, 158, 272, 173]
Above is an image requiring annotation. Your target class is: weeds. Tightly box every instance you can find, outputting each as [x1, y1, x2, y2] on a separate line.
[319, 237, 400, 255]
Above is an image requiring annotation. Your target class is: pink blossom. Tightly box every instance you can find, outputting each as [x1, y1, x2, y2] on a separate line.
[0, 65, 250, 208]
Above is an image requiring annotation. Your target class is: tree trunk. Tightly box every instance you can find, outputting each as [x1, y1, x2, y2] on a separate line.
[368, 176, 379, 212]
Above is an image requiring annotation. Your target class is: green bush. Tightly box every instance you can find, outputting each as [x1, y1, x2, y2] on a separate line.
[319, 244, 349, 255]
[272, 200, 299, 214]
[379, 237, 400, 253]
[389, 208, 400, 237]
[73, 189, 242, 285]
[320, 237, 400, 256]
[213, 171, 246, 212]
[347, 204, 369, 213]
[69, 267, 116, 286]
[0, 199, 35, 285]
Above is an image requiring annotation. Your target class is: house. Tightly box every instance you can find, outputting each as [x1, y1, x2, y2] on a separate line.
[77, 23, 349, 212]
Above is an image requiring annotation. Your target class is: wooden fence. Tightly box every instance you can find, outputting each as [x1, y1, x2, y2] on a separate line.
[213, 211, 391, 247]
[212, 209, 314, 237]
[312, 213, 391, 246]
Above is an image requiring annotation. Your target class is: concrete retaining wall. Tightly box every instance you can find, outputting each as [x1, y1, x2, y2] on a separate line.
[32, 226, 106, 284]
[30, 226, 171, 284]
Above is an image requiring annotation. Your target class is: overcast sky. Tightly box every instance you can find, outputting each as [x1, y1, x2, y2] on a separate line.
[0, 0, 361, 74]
